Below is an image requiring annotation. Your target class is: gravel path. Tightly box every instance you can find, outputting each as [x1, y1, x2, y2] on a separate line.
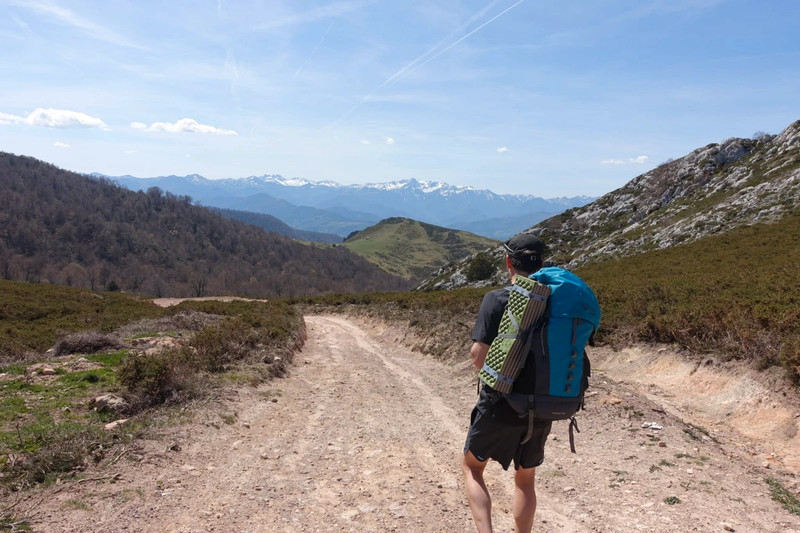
[23, 315, 800, 532]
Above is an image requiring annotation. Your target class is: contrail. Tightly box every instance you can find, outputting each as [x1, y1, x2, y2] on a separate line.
[294, 21, 334, 82]
[326, 0, 525, 128]
[379, 0, 502, 89]
[382, 0, 525, 88]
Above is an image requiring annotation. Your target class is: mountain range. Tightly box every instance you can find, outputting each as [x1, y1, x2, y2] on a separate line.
[104, 174, 594, 240]
[420, 119, 800, 290]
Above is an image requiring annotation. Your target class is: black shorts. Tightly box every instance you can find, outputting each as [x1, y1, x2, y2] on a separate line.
[463, 390, 552, 471]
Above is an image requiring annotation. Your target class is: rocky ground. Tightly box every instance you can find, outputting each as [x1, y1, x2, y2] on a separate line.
[11, 314, 800, 532]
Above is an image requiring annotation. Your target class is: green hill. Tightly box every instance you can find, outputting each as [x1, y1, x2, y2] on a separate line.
[341, 217, 499, 280]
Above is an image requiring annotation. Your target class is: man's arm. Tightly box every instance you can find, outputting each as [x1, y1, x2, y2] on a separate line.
[470, 341, 490, 370]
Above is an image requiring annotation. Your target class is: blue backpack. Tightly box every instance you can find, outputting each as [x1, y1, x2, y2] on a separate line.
[500, 266, 601, 452]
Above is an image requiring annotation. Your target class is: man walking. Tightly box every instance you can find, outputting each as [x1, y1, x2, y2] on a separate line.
[462, 232, 550, 533]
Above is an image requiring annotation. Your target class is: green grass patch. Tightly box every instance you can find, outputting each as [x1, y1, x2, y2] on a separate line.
[86, 350, 128, 367]
[56, 368, 116, 389]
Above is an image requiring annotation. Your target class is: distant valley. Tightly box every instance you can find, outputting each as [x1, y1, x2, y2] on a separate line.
[105, 174, 594, 240]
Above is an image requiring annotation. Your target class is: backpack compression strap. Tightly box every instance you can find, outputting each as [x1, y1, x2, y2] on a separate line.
[520, 394, 536, 445]
[568, 417, 580, 453]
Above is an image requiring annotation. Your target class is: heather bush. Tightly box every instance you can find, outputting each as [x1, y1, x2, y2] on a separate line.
[117, 349, 188, 408]
[53, 331, 124, 357]
[466, 252, 497, 282]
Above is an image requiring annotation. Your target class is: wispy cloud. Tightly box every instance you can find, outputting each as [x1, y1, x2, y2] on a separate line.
[497, 146, 508, 153]
[382, 0, 525, 88]
[53, 141, 69, 148]
[124, 149, 138, 154]
[360, 139, 370, 144]
[293, 22, 334, 82]
[0, 108, 109, 130]
[131, 118, 238, 136]
[329, 1, 525, 128]
[8, 0, 146, 50]
[601, 158, 625, 165]
[254, 1, 374, 31]
[630, 155, 649, 163]
[385, 137, 395, 145]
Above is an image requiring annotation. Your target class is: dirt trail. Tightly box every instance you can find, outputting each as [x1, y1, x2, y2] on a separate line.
[22, 315, 800, 532]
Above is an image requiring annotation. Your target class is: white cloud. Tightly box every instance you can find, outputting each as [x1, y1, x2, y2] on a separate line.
[602, 159, 626, 165]
[53, 141, 69, 148]
[630, 155, 649, 164]
[360, 139, 370, 145]
[132, 118, 238, 136]
[0, 108, 109, 129]
[385, 137, 395, 145]
[497, 146, 508, 153]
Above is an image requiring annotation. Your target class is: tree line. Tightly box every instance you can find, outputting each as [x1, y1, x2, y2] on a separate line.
[0, 153, 412, 297]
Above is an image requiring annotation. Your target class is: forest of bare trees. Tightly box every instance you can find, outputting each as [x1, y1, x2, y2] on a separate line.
[0, 152, 412, 297]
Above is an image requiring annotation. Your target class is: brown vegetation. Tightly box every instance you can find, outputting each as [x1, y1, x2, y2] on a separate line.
[0, 152, 411, 298]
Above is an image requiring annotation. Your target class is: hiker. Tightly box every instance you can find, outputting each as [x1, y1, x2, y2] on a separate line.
[462, 232, 549, 533]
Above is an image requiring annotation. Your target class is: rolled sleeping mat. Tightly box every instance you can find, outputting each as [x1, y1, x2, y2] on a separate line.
[479, 276, 551, 393]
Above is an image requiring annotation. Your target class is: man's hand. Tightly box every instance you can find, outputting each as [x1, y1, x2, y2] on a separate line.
[470, 341, 490, 370]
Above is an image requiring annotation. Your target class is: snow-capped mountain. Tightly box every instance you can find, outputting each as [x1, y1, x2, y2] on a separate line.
[106, 174, 595, 239]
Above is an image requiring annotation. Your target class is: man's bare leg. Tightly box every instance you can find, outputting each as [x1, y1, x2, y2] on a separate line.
[462, 451, 493, 533]
[513, 466, 537, 533]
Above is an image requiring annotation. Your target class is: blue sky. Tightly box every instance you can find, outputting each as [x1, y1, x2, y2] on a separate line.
[1, 0, 799, 197]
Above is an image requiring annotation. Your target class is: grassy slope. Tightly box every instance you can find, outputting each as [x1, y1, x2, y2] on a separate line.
[577, 212, 800, 374]
[341, 217, 498, 280]
[0, 281, 163, 359]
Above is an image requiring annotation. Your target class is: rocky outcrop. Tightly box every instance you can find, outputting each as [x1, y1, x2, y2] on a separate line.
[419, 119, 800, 290]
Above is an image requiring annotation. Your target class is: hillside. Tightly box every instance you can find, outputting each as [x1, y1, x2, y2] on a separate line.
[0, 153, 411, 298]
[341, 217, 499, 280]
[541, 121, 800, 268]
[210, 207, 341, 243]
[421, 119, 800, 290]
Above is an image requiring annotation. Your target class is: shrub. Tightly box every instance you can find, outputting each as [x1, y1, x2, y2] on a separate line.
[52, 332, 124, 356]
[4, 426, 109, 488]
[117, 349, 186, 409]
[190, 318, 251, 372]
[466, 252, 497, 282]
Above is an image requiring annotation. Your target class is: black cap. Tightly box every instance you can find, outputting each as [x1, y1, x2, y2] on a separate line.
[504, 233, 544, 260]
